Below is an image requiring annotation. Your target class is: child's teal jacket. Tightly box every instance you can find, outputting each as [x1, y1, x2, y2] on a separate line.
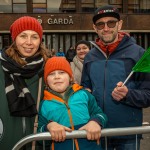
[38, 84, 107, 150]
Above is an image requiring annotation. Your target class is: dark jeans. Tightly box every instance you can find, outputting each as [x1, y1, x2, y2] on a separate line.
[101, 138, 140, 150]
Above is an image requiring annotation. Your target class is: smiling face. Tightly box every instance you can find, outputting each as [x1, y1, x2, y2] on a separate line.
[93, 17, 123, 45]
[15, 30, 41, 58]
[76, 43, 90, 60]
[47, 70, 71, 96]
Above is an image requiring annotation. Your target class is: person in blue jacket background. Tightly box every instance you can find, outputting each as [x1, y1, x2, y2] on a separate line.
[38, 57, 107, 150]
[81, 5, 150, 150]
[56, 48, 65, 57]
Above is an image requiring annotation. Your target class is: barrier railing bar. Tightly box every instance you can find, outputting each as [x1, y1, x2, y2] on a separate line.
[12, 126, 150, 150]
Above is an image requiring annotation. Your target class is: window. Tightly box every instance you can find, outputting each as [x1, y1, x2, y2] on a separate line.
[128, 0, 150, 13]
[95, 0, 109, 8]
[33, 4, 47, 13]
[13, 4, 27, 13]
[128, 0, 140, 13]
[59, 0, 76, 13]
[0, 0, 12, 13]
[13, 0, 27, 13]
[81, 0, 95, 12]
[140, 0, 150, 13]
[33, 0, 47, 13]
[109, 0, 122, 12]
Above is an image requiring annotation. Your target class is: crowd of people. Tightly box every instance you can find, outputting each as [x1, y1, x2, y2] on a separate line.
[0, 4, 150, 150]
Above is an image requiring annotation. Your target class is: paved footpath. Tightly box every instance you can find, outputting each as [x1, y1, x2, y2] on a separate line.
[140, 107, 150, 150]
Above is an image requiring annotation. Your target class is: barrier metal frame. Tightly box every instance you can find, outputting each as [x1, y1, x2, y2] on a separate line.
[12, 126, 150, 150]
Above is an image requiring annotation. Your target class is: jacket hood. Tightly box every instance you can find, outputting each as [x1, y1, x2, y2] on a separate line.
[43, 83, 83, 101]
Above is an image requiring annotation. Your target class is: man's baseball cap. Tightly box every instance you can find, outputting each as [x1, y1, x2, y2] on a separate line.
[93, 5, 120, 24]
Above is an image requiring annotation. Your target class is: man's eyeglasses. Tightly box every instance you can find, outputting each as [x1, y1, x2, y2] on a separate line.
[95, 20, 118, 30]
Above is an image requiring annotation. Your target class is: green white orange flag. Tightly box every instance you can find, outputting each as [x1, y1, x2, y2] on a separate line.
[122, 47, 150, 86]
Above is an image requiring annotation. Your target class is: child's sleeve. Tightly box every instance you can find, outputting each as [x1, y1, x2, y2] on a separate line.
[85, 90, 108, 128]
[37, 101, 49, 133]
[37, 101, 52, 147]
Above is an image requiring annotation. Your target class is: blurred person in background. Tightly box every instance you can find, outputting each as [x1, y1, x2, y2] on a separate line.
[65, 46, 76, 63]
[51, 48, 56, 56]
[56, 47, 65, 57]
[70, 40, 91, 84]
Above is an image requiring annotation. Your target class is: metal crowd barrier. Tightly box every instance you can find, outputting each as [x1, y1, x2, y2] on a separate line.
[12, 126, 150, 150]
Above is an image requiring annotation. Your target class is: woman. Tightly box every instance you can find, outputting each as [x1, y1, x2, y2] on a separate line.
[0, 16, 50, 150]
[70, 40, 91, 84]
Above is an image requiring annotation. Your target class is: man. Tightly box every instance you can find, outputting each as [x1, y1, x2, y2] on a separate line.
[81, 5, 150, 150]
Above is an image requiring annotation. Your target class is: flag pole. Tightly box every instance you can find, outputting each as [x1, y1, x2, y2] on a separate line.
[122, 71, 134, 86]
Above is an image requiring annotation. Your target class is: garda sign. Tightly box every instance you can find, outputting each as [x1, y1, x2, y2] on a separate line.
[47, 17, 73, 25]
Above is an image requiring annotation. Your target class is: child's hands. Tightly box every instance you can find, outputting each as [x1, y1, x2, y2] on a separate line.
[47, 122, 72, 142]
[78, 121, 101, 144]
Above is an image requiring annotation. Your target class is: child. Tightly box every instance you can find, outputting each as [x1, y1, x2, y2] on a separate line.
[38, 57, 107, 150]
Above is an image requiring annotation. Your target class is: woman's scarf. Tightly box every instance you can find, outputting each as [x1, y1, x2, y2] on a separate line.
[71, 56, 83, 84]
[72, 56, 83, 73]
[0, 48, 44, 117]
